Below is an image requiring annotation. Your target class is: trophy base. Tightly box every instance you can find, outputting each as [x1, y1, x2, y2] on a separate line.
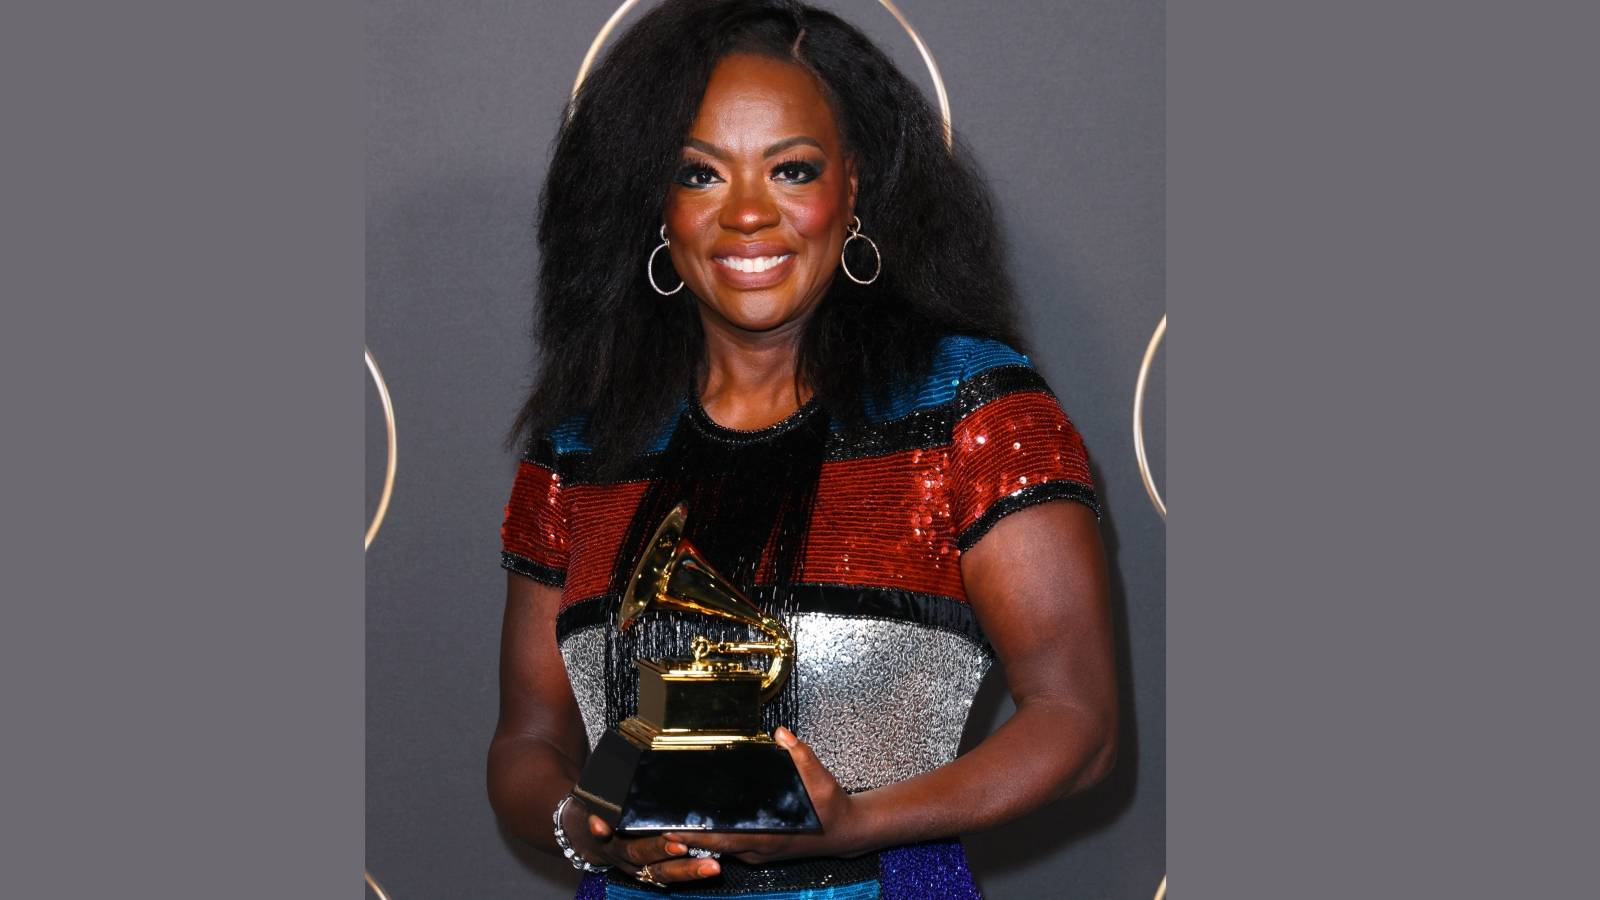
[574, 730, 822, 834]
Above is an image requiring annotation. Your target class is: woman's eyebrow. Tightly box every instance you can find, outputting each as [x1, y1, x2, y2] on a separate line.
[684, 137, 727, 159]
[763, 135, 823, 156]
[683, 136, 824, 159]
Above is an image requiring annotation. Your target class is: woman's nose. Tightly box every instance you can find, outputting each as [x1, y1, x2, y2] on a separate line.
[718, 180, 780, 234]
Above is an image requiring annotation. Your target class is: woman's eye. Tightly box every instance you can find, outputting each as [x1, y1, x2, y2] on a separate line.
[675, 164, 721, 188]
[773, 160, 822, 184]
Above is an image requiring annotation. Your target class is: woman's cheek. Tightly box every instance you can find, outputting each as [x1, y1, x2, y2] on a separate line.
[784, 191, 845, 240]
[663, 194, 713, 240]
[662, 196, 717, 286]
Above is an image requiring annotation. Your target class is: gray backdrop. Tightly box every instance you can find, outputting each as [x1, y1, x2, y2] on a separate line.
[366, 1, 1164, 897]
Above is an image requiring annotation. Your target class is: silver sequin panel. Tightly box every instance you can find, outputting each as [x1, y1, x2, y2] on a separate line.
[558, 625, 610, 752]
[788, 613, 992, 792]
[558, 613, 994, 792]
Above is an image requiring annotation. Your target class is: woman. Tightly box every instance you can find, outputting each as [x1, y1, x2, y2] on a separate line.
[490, 1, 1117, 897]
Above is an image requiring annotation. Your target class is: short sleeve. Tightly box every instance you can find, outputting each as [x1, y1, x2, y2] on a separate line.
[500, 436, 569, 586]
[950, 382, 1101, 551]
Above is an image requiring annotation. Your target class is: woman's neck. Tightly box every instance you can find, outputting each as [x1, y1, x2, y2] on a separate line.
[697, 322, 812, 431]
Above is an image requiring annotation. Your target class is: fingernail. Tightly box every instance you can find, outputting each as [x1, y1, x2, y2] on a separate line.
[700, 861, 720, 877]
[774, 726, 795, 748]
[667, 842, 686, 855]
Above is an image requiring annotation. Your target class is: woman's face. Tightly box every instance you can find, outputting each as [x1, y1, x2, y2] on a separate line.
[664, 53, 857, 338]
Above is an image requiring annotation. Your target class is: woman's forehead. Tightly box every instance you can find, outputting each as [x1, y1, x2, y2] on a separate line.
[689, 54, 840, 151]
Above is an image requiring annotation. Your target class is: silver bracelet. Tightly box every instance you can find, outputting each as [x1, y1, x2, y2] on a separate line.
[552, 793, 611, 873]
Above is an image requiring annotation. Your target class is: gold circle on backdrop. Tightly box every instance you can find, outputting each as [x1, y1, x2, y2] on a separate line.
[364, 869, 393, 900]
[570, 0, 953, 148]
[1136, 313, 1167, 893]
[365, 347, 398, 551]
[1133, 314, 1166, 520]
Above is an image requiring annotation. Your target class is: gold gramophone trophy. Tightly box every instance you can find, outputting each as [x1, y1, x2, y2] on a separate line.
[572, 503, 821, 833]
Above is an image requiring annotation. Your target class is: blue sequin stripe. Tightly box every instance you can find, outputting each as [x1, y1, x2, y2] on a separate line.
[857, 335, 1031, 424]
[603, 881, 881, 900]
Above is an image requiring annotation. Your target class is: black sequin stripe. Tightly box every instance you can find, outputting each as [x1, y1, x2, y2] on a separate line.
[546, 448, 663, 486]
[607, 853, 880, 895]
[555, 594, 611, 639]
[784, 584, 993, 650]
[500, 551, 565, 587]
[822, 404, 952, 461]
[827, 365, 1051, 460]
[556, 585, 991, 650]
[519, 433, 561, 467]
[952, 364, 1054, 417]
[956, 480, 1103, 551]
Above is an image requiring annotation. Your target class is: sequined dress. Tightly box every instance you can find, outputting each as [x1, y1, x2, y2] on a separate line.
[500, 337, 1101, 899]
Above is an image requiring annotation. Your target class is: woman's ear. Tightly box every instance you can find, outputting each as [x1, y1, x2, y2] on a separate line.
[846, 154, 859, 214]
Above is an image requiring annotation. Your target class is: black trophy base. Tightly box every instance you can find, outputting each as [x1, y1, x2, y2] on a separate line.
[574, 731, 822, 834]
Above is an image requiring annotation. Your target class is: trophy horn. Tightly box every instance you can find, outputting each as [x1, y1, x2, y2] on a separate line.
[621, 503, 795, 701]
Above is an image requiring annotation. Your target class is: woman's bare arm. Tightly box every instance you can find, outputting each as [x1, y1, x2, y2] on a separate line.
[485, 575, 589, 852]
[670, 500, 1118, 862]
[848, 499, 1118, 846]
[486, 574, 724, 883]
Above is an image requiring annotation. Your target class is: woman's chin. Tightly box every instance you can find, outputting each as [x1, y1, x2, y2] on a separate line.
[700, 293, 809, 335]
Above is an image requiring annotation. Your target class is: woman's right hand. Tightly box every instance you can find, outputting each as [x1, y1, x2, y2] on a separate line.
[561, 795, 723, 884]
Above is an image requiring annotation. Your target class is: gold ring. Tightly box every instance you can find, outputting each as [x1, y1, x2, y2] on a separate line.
[637, 863, 663, 886]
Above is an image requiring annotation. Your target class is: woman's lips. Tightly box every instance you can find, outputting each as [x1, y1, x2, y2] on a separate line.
[711, 252, 796, 288]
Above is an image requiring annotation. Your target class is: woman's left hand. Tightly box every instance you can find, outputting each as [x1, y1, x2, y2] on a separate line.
[664, 726, 868, 864]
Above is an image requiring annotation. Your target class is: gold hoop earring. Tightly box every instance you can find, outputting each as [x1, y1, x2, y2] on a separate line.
[647, 224, 684, 295]
[840, 216, 881, 285]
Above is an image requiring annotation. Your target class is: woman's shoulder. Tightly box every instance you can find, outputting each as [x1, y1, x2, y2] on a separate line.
[857, 333, 1048, 426]
[523, 404, 682, 474]
[519, 414, 591, 469]
[934, 333, 1035, 379]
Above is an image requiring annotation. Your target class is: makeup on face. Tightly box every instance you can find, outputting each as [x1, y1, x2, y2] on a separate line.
[662, 53, 857, 337]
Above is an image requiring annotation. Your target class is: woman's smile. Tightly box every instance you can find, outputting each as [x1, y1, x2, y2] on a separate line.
[713, 253, 793, 274]
[711, 240, 798, 288]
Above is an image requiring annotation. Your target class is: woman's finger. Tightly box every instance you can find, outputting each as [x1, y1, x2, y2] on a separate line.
[633, 856, 722, 883]
[663, 831, 768, 856]
[775, 727, 838, 795]
[618, 832, 689, 867]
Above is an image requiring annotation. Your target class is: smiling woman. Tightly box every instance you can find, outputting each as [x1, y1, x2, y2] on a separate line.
[489, 2, 1118, 898]
[664, 54, 856, 350]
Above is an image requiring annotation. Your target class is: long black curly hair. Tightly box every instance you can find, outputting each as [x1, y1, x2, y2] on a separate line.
[507, 0, 1025, 473]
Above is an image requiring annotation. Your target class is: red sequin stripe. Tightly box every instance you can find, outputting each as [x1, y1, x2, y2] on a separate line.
[561, 480, 651, 609]
[542, 392, 1091, 610]
[803, 448, 968, 600]
[549, 454, 973, 608]
[501, 460, 567, 573]
[950, 391, 1094, 537]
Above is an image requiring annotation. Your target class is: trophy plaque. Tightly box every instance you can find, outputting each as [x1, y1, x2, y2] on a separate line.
[572, 504, 821, 834]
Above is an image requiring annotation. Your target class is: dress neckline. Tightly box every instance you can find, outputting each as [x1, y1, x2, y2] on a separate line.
[686, 391, 824, 444]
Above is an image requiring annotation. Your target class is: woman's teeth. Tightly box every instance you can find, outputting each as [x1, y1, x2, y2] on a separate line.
[715, 254, 792, 274]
